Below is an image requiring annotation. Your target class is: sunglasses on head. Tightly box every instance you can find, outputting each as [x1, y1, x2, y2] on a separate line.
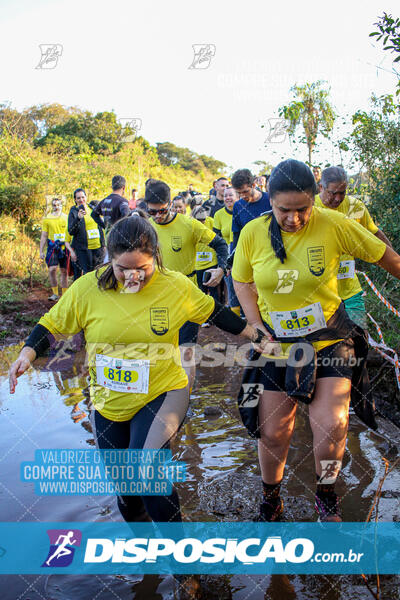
[148, 205, 170, 216]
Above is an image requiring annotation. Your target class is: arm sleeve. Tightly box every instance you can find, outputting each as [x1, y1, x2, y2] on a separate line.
[68, 209, 80, 235]
[23, 324, 53, 356]
[41, 218, 49, 234]
[91, 203, 105, 229]
[226, 247, 236, 270]
[337, 217, 387, 264]
[207, 301, 247, 334]
[231, 228, 254, 283]
[209, 234, 228, 269]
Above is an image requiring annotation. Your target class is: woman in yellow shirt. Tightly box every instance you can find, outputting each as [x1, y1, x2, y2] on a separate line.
[10, 215, 265, 526]
[66, 188, 105, 279]
[232, 159, 400, 522]
[39, 196, 68, 301]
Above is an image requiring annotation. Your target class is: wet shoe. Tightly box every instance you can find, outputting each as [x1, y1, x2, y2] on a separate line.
[256, 497, 284, 522]
[48, 293, 59, 301]
[315, 491, 342, 522]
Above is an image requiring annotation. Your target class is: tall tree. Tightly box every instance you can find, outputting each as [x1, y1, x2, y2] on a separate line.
[278, 81, 336, 164]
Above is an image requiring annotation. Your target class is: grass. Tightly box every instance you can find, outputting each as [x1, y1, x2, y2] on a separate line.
[0, 277, 26, 309]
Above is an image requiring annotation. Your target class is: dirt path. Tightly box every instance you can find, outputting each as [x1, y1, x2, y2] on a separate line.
[0, 283, 53, 347]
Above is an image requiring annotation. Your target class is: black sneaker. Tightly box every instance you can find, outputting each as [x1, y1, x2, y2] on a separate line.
[315, 491, 342, 522]
[256, 497, 284, 522]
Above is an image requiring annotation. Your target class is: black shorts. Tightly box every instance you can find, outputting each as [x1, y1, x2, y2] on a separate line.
[259, 340, 355, 393]
[45, 246, 67, 268]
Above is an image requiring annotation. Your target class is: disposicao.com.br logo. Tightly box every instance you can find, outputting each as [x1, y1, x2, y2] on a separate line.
[84, 535, 363, 566]
[0, 522, 397, 575]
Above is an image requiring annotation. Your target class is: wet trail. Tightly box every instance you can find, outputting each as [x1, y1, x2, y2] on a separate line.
[0, 328, 399, 599]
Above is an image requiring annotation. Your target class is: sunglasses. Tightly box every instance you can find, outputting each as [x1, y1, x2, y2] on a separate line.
[148, 205, 170, 216]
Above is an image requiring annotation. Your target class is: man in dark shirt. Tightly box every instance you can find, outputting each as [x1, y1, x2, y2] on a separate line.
[91, 175, 130, 233]
[203, 176, 229, 217]
[231, 169, 271, 248]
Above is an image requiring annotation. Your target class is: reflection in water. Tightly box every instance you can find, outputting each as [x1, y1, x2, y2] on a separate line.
[0, 332, 399, 599]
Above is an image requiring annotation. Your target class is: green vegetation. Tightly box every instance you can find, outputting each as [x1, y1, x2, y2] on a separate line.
[0, 103, 227, 285]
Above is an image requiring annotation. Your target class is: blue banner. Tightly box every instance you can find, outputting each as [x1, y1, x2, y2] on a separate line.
[0, 522, 399, 574]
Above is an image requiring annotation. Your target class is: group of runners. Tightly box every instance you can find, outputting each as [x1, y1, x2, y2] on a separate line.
[9, 160, 400, 532]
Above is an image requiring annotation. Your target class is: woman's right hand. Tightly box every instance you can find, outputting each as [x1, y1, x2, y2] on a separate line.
[9, 347, 36, 394]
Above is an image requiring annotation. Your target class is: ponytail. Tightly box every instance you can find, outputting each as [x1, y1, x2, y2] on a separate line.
[267, 212, 286, 263]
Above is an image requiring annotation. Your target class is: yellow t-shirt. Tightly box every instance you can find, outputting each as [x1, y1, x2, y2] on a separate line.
[65, 214, 101, 250]
[195, 216, 218, 270]
[150, 213, 215, 280]
[186, 205, 192, 216]
[232, 206, 386, 352]
[39, 268, 215, 421]
[214, 207, 233, 245]
[314, 195, 379, 300]
[84, 214, 101, 250]
[42, 213, 67, 243]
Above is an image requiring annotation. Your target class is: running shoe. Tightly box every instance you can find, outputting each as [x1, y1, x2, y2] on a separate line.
[201, 322, 210, 328]
[48, 294, 59, 301]
[315, 491, 342, 522]
[256, 497, 284, 522]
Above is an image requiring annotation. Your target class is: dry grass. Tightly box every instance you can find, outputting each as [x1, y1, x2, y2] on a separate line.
[0, 215, 42, 281]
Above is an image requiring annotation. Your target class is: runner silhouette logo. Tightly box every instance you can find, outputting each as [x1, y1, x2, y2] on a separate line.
[42, 529, 82, 567]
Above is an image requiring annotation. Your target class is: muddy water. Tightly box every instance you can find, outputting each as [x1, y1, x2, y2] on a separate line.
[0, 329, 399, 599]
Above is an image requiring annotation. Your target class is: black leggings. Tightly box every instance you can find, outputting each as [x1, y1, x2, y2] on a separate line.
[73, 247, 104, 280]
[93, 388, 189, 522]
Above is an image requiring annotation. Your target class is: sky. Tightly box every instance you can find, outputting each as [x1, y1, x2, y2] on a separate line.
[1, 0, 399, 173]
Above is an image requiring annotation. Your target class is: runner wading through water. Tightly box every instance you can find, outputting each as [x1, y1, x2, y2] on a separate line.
[232, 159, 400, 522]
[10, 215, 269, 525]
